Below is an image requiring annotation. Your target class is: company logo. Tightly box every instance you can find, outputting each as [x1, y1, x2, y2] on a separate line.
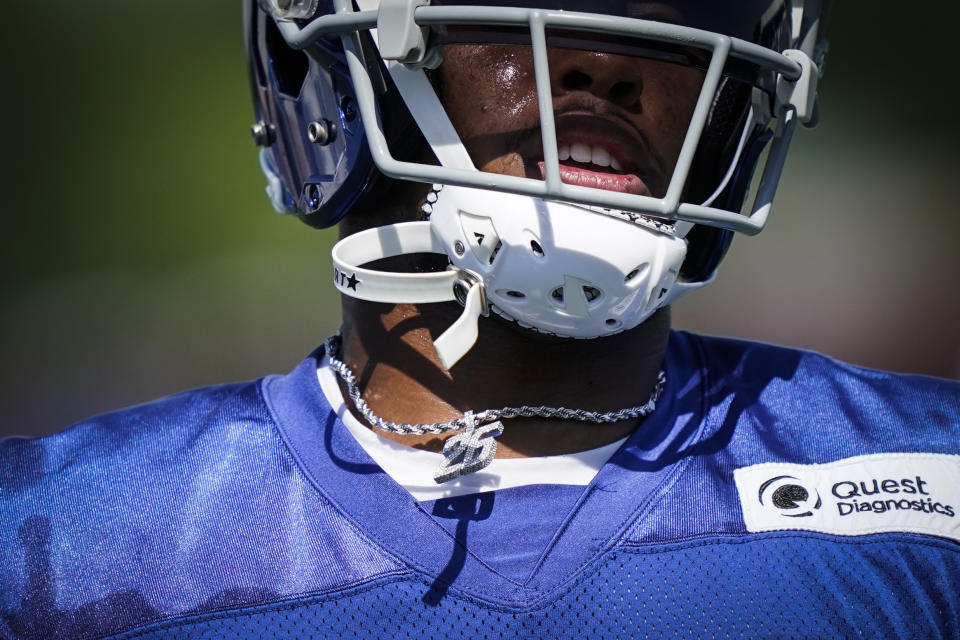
[735, 454, 960, 542]
[831, 475, 956, 518]
[757, 475, 822, 518]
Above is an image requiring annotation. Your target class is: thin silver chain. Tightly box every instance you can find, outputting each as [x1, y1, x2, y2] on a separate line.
[325, 333, 666, 435]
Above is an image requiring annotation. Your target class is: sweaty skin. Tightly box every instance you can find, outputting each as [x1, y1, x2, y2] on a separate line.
[438, 44, 703, 198]
[339, 45, 702, 458]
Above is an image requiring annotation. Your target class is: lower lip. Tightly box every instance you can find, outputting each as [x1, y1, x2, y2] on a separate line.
[537, 161, 650, 196]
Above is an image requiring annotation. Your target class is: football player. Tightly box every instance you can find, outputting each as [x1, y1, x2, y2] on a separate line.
[2, 1, 958, 638]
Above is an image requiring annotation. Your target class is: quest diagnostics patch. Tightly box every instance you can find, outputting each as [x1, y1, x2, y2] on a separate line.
[734, 453, 960, 542]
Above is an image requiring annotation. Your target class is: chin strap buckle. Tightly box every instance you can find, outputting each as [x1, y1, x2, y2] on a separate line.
[452, 268, 489, 316]
[432, 269, 488, 370]
[330, 221, 489, 371]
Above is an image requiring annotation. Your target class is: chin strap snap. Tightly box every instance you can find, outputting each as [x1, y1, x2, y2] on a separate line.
[434, 270, 488, 369]
[331, 221, 487, 369]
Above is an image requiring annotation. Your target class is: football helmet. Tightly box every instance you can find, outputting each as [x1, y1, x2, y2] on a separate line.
[247, 0, 830, 367]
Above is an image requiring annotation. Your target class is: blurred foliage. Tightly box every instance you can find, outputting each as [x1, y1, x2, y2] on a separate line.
[1, 1, 958, 436]
[1, 1, 311, 288]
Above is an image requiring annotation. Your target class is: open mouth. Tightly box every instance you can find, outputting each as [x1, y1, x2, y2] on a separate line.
[536, 140, 652, 196]
[526, 113, 662, 197]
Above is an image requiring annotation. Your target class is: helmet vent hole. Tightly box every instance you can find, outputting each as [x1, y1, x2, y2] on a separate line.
[550, 286, 601, 304]
[340, 96, 358, 122]
[605, 319, 621, 330]
[489, 240, 503, 265]
[304, 184, 322, 211]
[264, 17, 309, 97]
[625, 264, 649, 284]
[530, 240, 544, 256]
[496, 289, 528, 303]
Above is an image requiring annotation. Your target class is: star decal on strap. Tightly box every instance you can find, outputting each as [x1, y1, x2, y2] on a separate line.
[334, 266, 361, 291]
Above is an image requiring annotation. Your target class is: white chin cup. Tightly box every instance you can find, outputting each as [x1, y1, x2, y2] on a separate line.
[430, 185, 688, 337]
[331, 185, 688, 369]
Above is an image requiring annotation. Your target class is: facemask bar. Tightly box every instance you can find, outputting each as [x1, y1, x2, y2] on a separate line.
[272, 2, 814, 236]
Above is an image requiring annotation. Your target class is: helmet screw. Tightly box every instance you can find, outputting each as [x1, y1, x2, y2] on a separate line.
[340, 96, 358, 122]
[251, 120, 273, 147]
[307, 119, 333, 145]
[454, 240, 465, 256]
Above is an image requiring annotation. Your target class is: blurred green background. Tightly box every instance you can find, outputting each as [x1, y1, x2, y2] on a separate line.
[2, 1, 959, 438]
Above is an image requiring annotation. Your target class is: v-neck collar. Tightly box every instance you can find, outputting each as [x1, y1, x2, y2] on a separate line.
[262, 332, 707, 608]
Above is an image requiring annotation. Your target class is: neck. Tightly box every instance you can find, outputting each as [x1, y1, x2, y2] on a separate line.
[337, 298, 671, 458]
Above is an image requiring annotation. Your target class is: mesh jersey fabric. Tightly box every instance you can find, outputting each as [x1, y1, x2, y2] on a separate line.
[1, 331, 958, 639]
[419, 485, 587, 584]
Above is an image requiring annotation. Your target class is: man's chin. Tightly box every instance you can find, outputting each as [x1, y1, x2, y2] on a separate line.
[483, 306, 670, 345]
[486, 310, 579, 344]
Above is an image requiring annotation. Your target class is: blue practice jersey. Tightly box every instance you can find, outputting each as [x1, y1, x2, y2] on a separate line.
[2, 331, 959, 639]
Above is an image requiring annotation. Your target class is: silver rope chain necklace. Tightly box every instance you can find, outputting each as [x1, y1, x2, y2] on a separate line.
[325, 333, 666, 483]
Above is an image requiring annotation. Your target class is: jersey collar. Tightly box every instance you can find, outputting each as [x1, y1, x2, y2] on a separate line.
[262, 332, 707, 606]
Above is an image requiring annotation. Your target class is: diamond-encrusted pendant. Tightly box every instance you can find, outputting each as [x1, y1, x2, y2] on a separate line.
[325, 334, 663, 484]
[433, 413, 504, 483]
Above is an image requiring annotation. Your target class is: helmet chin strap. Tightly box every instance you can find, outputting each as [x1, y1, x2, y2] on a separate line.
[333, 184, 694, 371]
[331, 221, 489, 369]
[331, 9, 490, 369]
[432, 274, 488, 369]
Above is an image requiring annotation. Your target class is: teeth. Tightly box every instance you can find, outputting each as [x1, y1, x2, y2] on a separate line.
[570, 142, 592, 163]
[591, 146, 611, 168]
[557, 142, 623, 172]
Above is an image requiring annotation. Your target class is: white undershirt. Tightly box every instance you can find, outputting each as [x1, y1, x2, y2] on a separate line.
[316, 354, 627, 502]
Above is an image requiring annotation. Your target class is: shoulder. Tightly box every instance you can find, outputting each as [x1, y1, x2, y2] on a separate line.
[0, 352, 403, 640]
[670, 330, 960, 457]
[1, 379, 273, 494]
[674, 329, 960, 403]
[0, 378, 279, 638]
[0, 376, 280, 534]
